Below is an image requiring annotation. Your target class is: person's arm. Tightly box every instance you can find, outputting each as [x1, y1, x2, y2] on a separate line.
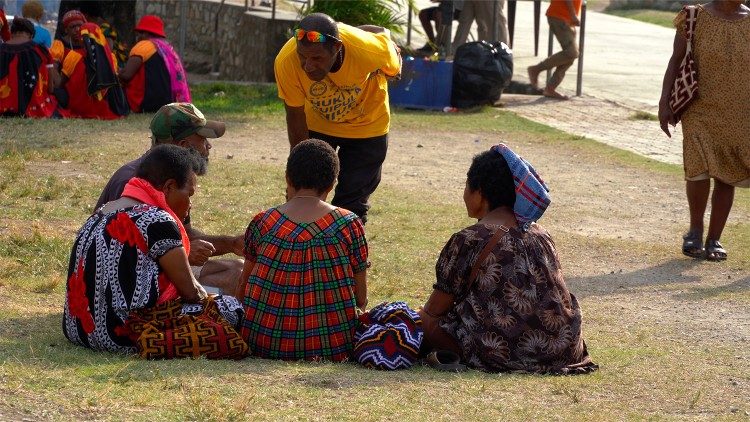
[565, 0, 581, 26]
[118, 55, 143, 82]
[284, 103, 309, 148]
[236, 257, 255, 301]
[354, 270, 367, 312]
[158, 247, 207, 303]
[185, 223, 243, 258]
[419, 289, 455, 319]
[658, 30, 687, 138]
[46, 65, 60, 93]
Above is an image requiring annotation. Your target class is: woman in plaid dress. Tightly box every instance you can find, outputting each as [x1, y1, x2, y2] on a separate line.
[239, 139, 368, 361]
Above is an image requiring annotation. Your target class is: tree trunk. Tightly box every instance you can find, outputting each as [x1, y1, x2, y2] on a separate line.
[56, 0, 136, 45]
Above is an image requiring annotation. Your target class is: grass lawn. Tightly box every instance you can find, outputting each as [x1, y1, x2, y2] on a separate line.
[606, 9, 676, 28]
[0, 84, 748, 421]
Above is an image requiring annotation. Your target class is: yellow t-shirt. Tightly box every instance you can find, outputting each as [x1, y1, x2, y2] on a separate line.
[274, 23, 401, 139]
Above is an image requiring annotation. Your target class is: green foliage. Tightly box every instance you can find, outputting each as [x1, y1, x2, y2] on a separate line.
[302, 0, 416, 35]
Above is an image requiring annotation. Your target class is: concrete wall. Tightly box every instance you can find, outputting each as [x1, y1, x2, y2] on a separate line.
[136, 0, 298, 82]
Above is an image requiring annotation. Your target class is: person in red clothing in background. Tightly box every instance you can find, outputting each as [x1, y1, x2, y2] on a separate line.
[51, 10, 129, 119]
[0, 17, 59, 117]
[0, 8, 11, 42]
[119, 15, 190, 113]
[527, 0, 582, 100]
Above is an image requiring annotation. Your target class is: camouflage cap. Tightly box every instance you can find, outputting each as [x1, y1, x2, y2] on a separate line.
[149, 103, 226, 144]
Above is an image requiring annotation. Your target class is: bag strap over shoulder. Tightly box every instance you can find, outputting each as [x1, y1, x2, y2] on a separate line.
[467, 225, 509, 290]
[684, 6, 698, 44]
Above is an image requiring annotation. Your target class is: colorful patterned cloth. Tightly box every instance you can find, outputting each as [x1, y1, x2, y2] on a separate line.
[434, 223, 598, 374]
[240, 207, 368, 361]
[125, 296, 248, 360]
[151, 38, 191, 104]
[62, 205, 241, 355]
[64, 205, 184, 352]
[353, 302, 423, 370]
[0, 40, 58, 117]
[491, 143, 550, 231]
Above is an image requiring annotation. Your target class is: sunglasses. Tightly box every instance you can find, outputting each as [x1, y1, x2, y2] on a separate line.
[294, 28, 340, 43]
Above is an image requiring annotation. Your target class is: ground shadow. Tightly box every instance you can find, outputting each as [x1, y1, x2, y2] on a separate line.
[568, 258, 705, 299]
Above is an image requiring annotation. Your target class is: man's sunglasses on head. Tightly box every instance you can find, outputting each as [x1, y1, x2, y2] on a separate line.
[295, 28, 341, 43]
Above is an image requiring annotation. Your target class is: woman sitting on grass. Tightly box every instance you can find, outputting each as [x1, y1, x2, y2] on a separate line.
[239, 139, 368, 361]
[419, 144, 597, 374]
[63, 145, 244, 355]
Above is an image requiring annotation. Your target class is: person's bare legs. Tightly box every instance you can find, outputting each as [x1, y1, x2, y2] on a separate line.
[705, 179, 735, 260]
[686, 179, 710, 234]
[199, 258, 243, 295]
[682, 179, 709, 257]
[419, 7, 438, 45]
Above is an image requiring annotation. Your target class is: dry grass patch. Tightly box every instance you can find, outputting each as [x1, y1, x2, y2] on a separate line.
[0, 84, 748, 420]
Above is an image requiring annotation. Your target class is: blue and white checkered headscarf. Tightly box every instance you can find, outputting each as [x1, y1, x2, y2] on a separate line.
[491, 143, 551, 231]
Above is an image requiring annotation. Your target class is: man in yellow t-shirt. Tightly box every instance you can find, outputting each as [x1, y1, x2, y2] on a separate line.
[275, 13, 401, 223]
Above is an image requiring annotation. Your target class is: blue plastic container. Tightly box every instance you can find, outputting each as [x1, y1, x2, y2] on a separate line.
[388, 59, 453, 110]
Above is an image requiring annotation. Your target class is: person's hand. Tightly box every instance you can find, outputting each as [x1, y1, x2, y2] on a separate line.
[188, 239, 215, 266]
[570, 16, 581, 27]
[658, 101, 675, 138]
[232, 235, 245, 257]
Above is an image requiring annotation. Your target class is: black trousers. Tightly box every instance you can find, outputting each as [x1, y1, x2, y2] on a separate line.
[309, 131, 388, 223]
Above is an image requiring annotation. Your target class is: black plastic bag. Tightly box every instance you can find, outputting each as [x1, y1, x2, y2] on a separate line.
[451, 41, 513, 108]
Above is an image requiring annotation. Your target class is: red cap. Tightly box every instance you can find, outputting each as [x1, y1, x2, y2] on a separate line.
[135, 15, 165, 38]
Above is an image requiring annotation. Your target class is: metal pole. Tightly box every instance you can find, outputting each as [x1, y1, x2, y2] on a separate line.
[179, 0, 188, 58]
[534, 0, 541, 56]
[245, 0, 248, 9]
[508, 0, 516, 47]
[492, 0, 499, 42]
[272, 0, 276, 20]
[576, 0, 586, 96]
[407, 4, 412, 46]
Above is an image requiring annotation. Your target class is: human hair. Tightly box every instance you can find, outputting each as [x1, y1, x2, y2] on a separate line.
[11, 17, 35, 37]
[466, 150, 516, 211]
[286, 139, 339, 193]
[298, 13, 339, 52]
[22, 1, 44, 21]
[136, 144, 207, 189]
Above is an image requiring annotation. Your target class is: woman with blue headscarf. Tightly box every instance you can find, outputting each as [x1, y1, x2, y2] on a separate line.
[419, 144, 597, 374]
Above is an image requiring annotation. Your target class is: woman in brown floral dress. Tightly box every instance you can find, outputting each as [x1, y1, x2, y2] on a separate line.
[419, 149, 597, 374]
[659, 0, 750, 261]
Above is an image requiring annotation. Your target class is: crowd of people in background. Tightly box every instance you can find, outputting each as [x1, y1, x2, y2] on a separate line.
[0, 2, 188, 118]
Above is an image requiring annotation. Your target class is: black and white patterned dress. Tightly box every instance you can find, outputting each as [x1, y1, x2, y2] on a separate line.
[63, 204, 242, 353]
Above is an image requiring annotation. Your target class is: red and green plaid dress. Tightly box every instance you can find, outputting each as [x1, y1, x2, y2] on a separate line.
[240, 207, 368, 361]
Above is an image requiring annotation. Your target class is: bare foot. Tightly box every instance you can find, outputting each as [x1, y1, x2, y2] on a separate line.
[543, 87, 569, 100]
[527, 66, 540, 89]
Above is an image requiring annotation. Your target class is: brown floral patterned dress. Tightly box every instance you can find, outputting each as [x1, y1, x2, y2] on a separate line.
[434, 223, 597, 374]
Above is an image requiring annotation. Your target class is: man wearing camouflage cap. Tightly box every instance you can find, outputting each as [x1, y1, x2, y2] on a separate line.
[95, 103, 243, 295]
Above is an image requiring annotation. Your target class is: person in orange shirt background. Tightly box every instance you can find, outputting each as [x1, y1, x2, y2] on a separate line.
[527, 0, 582, 100]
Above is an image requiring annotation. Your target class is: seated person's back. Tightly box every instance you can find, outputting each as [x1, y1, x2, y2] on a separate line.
[239, 139, 368, 361]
